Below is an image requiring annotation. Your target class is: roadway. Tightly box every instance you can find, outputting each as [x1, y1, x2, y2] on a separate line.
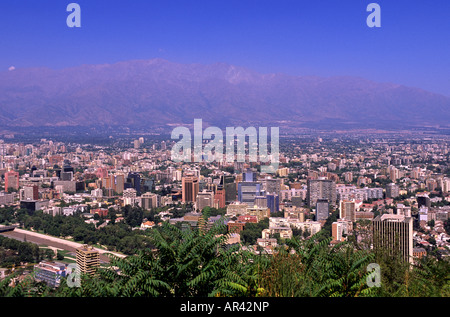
[0, 225, 126, 263]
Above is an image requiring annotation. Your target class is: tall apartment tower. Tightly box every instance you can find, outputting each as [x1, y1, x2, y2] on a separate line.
[76, 245, 100, 276]
[182, 176, 199, 203]
[214, 188, 226, 209]
[265, 178, 281, 196]
[5, 171, 19, 192]
[372, 214, 413, 264]
[114, 174, 125, 194]
[316, 199, 329, 221]
[103, 174, 125, 194]
[386, 183, 400, 198]
[307, 178, 336, 207]
[343, 172, 353, 183]
[266, 193, 280, 214]
[220, 175, 236, 203]
[388, 166, 399, 182]
[339, 200, 356, 222]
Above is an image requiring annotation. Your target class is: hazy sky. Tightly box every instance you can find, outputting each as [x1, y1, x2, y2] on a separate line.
[1, 0, 449, 96]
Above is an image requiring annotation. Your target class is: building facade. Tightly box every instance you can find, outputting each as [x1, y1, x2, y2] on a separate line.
[5, 171, 19, 192]
[307, 178, 336, 207]
[315, 199, 329, 221]
[182, 176, 199, 203]
[33, 261, 67, 288]
[76, 245, 100, 276]
[372, 214, 413, 264]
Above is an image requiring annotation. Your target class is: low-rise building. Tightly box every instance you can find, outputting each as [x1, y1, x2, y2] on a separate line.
[33, 261, 68, 288]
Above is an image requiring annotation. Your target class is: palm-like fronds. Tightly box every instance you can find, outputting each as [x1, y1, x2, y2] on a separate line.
[60, 221, 257, 297]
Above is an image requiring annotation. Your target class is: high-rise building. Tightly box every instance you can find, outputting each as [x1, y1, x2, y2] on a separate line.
[439, 177, 450, 193]
[196, 191, 215, 211]
[126, 172, 141, 195]
[21, 185, 39, 200]
[141, 192, 160, 210]
[103, 174, 125, 194]
[20, 200, 42, 212]
[418, 206, 428, 222]
[307, 178, 336, 207]
[316, 199, 329, 221]
[266, 193, 280, 214]
[172, 169, 182, 182]
[339, 200, 356, 222]
[291, 196, 304, 208]
[386, 183, 399, 198]
[62, 164, 74, 175]
[226, 202, 249, 217]
[416, 194, 431, 208]
[372, 214, 413, 264]
[5, 171, 19, 192]
[220, 175, 236, 203]
[277, 167, 289, 177]
[443, 178, 450, 193]
[396, 204, 411, 217]
[265, 178, 281, 196]
[365, 187, 384, 200]
[141, 178, 155, 193]
[332, 220, 352, 242]
[91, 188, 103, 199]
[182, 176, 199, 203]
[254, 196, 268, 208]
[388, 166, 399, 182]
[76, 245, 100, 276]
[243, 169, 257, 182]
[115, 174, 125, 194]
[102, 174, 125, 194]
[123, 188, 138, 206]
[426, 178, 438, 192]
[411, 167, 421, 179]
[238, 181, 262, 205]
[214, 188, 226, 209]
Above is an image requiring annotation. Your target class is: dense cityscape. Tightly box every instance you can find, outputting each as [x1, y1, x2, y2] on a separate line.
[0, 130, 449, 297]
[1, 1, 450, 307]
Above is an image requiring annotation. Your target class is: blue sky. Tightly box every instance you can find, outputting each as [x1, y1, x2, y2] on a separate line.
[1, 0, 449, 96]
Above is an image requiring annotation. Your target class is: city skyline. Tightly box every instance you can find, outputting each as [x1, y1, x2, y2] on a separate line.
[0, 0, 449, 304]
[0, 128, 449, 300]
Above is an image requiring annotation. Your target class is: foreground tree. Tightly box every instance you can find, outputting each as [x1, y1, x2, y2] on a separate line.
[316, 243, 376, 297]
[396, 255, 450, 297]
[57, 221, 257, 297]
[259, 233, 377, 297]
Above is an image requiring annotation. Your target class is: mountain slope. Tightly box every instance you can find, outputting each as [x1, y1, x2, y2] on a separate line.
[0, 59, 449, 130]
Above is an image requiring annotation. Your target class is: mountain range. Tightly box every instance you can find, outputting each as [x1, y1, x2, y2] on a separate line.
[1, 58, 449, 131]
